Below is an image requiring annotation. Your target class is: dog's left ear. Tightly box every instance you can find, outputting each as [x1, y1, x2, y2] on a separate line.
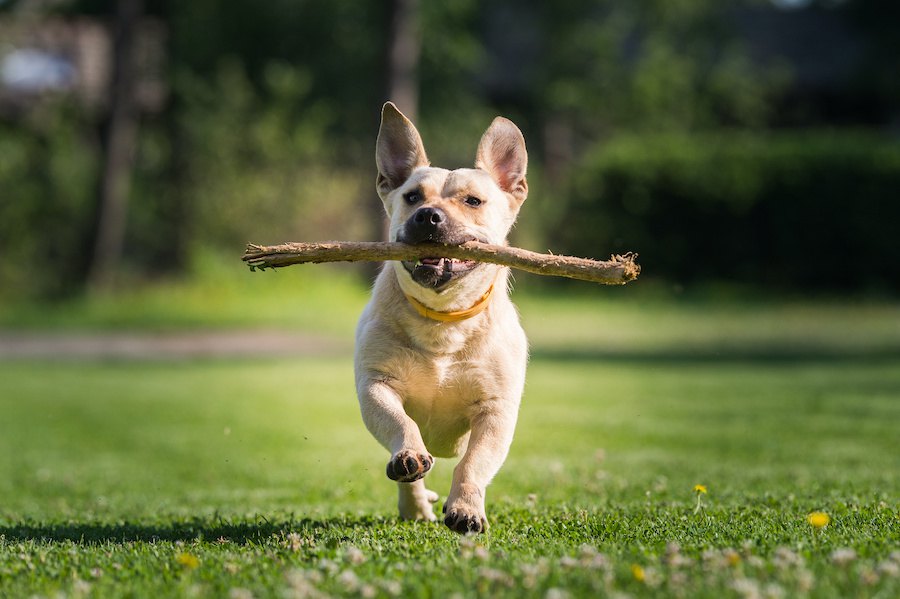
[475, 117, 528, 205]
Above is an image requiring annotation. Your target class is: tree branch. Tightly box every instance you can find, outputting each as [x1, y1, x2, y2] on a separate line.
[242, 241, 640, 285]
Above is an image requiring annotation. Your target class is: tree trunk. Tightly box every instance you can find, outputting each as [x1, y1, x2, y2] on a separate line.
[363, 0, 422, 282]
[386, 0, 421, 123]
[87, 0, 142, 291]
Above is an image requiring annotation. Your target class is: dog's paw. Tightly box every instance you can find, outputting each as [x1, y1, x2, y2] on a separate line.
[443, 484, 488, 534]
[443, 505, 487, 534]
[386, 449, 433, 482]
[399, 487, 440, 521]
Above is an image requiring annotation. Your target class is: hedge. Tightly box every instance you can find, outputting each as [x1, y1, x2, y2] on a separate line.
[558, 131, 900, 291]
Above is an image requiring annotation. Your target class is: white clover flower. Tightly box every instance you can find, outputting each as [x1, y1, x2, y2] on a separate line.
[642, 566, 663, 588]
[72, 579, 92, 597]
[339, 569, 361, 590]
[345, 546, 367, 565]
[797, 568, 815, 593]
[477, 567, 513, 587]
[285, 533, 304, 551]
[773, 547, 804, 570]
[544, 588, 570, 599]
[731, 577, 761, 599]
[316, 558, 338, 574]
[859, 566, 880, 586]
[360, 584, 376, 599]
[746, 555, 766, 569]
[829, 548, 857, 567]
[459, 535, 477, 559]
[283, 568, 325, 599]
[585, 553, 610, 570]
[877, 560, 900, 578]
[380, 580, 402, 596]
[228, 588, 254, 599]
[669, 570, 688, 589]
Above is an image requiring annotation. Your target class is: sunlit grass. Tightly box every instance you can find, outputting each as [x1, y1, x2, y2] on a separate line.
[2, 348, 899, 596]
[5, 357, 898, 518]
[2, 260, 900, 596]
[0, 253, 368, 335]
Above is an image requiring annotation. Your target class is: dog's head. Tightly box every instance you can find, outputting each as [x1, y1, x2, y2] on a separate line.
[375, 102, 528, 293]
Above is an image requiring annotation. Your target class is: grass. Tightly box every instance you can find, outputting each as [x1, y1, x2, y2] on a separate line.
[2, 268, 900, 597]
[0, 253, 368, 334]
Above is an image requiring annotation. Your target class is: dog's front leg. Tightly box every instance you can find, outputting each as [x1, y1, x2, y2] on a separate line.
[443, 402, 518, 534]
[357, 378, 434, 484]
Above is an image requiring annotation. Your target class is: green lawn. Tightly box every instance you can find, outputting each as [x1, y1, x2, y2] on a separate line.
[2, 277, 900, 597]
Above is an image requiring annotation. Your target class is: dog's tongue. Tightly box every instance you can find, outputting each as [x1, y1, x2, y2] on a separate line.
[421, 257, 443, 266]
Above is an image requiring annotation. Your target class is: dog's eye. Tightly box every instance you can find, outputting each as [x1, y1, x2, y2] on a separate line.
[404, 190, 422, 204]
[464, 196, 482, 207]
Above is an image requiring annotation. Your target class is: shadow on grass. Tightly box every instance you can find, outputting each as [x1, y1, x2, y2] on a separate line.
[0, 514, 387, 545]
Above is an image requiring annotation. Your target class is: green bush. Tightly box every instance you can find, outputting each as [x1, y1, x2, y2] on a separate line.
[0, 62, 374, 301]
[559, 131, 900, 291]
[0, 102, 99, 299]
[176, 61, 371, 253]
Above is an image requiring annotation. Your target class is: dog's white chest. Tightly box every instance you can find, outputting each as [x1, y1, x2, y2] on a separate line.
[399, 354, 480, 455]
[402, 353, 471, 411]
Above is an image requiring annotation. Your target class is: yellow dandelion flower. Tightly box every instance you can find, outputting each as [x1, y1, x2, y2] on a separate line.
[807, 511, 831, 529]
[693, 484, 708, 513]
[631, 563, 645, 582]
[175, 552, 200, 569]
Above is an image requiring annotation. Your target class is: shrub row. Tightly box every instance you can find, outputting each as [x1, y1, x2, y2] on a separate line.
[557, 131, 900, 291]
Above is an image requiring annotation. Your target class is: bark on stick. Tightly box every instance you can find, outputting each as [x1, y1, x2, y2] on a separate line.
[242, 241, 639, 285]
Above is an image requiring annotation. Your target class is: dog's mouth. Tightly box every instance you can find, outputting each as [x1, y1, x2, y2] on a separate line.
[402, 256, 480, 289]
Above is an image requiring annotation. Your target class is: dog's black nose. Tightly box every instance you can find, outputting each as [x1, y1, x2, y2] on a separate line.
[413, 207, 445, 227]
[404, 206, 449, 244]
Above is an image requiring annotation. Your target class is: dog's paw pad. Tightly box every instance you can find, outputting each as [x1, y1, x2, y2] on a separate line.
[444, 509, 487, 534]
[386, 449, 432, 482]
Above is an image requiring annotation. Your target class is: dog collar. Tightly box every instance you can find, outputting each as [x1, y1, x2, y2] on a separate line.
[403, 282, 496, 323]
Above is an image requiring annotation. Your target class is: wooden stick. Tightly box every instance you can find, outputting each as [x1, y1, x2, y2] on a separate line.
[242, 241, 640, 285]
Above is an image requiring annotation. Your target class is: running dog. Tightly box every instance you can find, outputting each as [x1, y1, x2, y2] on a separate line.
[355, 102, 529, 533]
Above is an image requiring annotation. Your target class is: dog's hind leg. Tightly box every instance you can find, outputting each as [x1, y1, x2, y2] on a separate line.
[398, 479, 439, 521]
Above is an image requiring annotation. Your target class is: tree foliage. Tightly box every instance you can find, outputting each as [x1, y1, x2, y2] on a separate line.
[0, 0, 896, 298]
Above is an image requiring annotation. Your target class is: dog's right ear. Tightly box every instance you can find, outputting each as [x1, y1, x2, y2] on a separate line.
[375, 102, 429, 198]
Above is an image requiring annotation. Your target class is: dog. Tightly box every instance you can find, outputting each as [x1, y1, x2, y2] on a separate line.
[354, 102, 529, 533]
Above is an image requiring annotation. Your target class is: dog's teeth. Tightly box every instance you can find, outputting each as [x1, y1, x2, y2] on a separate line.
[416, 260, 423, 267]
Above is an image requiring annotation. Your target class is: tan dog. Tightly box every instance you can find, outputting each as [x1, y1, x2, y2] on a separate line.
[354, 102, 529, 533]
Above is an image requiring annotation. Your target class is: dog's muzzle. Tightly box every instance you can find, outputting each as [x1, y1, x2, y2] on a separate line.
[399, 207, 481, 289]
[402, 256, 480, 289]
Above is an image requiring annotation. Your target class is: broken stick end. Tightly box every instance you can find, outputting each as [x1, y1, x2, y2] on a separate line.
[612, 252, 641, 283]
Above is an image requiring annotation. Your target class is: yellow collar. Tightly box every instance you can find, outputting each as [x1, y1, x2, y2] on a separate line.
[403, 282, 497, 323]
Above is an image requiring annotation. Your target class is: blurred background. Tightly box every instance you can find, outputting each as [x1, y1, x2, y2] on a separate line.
[1, 0, 898, 306]
[3, 1, 900, 560]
